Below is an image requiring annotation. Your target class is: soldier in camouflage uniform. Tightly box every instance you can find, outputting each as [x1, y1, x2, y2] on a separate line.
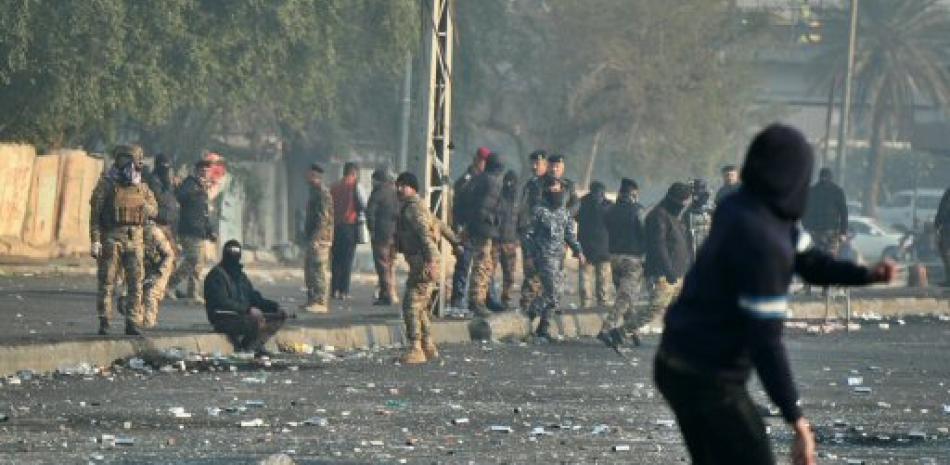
[597, 178, 647, 349]
[518, 150, 548, 311]
[141, 153, 179, 327]
[524, 177, 585, 339]
[394, 172, 461, 364]
[142, 223, 176, 327]
[302, 164, 334, 313]
[90, 145, 158, 336]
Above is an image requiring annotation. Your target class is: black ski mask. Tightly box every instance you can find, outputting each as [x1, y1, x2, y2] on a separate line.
[222, 240, 242, 270]
[544, 189, 565, 208]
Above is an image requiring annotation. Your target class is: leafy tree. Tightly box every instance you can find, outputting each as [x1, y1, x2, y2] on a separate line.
[814, 0, 950, 215]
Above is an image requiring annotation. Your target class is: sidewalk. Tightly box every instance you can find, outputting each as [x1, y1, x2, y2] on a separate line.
[0, 260, 947, 377]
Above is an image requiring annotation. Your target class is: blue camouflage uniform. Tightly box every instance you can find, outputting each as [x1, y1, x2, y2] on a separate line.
[524, 203, 582, 334]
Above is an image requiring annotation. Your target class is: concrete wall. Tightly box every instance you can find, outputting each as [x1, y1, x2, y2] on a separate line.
[0, 144, 103, 258]
[0, 144, 36, 238]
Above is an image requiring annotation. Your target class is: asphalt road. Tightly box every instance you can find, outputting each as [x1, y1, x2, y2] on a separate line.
[0, 319, 947, 465]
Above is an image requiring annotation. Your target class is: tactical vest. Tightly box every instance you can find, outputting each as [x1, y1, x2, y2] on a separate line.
[114, 185, 148, 226]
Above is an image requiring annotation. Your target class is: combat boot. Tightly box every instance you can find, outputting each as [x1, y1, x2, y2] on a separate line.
[399, 340, 427, 365]
[422, 337, 439, 360]
[125, 320, 143, 336]
[300, 301, 329, 314]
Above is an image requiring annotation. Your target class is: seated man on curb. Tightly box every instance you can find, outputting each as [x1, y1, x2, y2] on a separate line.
[204, 240, 287, 357]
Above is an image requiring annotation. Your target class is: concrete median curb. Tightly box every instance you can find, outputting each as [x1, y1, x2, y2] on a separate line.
[1, 295, 947, 378]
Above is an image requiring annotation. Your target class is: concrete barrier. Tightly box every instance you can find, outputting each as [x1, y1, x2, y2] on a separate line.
[21, 154, 63, 247]
[0, 144, 36, 239]
[55, 150, 102, 255]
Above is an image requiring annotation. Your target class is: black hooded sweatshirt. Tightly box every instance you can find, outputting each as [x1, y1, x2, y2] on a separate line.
[204, 243, 279, 324]
[659, 124, 875, 424]
[577, 187, 612, 263]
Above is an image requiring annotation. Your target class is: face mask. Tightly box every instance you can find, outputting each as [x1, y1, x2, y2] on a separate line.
[544, 190, 565, 208]
[223, 244, 242, 267]
[118, 162, 142, 185]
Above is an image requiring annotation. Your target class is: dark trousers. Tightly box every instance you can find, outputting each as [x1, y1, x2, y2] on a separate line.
[450, 240, 474, 305]
[210, 310, 287, 352]
[371, 239, 397, 301]
[654, 351, 775, 465]
[331, 224, 358, 295]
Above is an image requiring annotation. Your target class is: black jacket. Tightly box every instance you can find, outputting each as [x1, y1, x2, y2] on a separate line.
[204, 263, 279, 324]
[451, 164, 481, 230]
[606, 195, 645, 255]
[176, 175, 215, 239]
[644, 198, 691, 281]
[803, 180, 848, 234]
[467, 164, 505, 239]
[498, 187, 519, 244]
[660, 124, 874, 424]
[145, 169, 180, 230]
[366, 181, 399, 243]
[577, 192, 612, 263]
[560, 177, 581, 217]
[936, 187, 950, 230]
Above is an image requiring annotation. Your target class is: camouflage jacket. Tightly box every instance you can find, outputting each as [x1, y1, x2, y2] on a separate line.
[525, 204, 582, 264]
[305, 184, 334, 243]
[89, 176, 158, 244]
[396, 195, 459, 262]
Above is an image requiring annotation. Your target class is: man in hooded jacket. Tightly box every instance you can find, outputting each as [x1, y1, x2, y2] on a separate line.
[466, 153, 506, 317]
[204, 240, 287, 357]
[493, 170, 520, 309]
[655, 124, 894, 465]
[643, 182, 693, 324]
[577, 181, 613, 308]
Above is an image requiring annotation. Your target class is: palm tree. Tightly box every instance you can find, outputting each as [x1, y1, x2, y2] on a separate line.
[814, 0, 950, 217]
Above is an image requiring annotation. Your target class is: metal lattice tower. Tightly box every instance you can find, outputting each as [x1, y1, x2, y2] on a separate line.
[423, 0, 454, 316]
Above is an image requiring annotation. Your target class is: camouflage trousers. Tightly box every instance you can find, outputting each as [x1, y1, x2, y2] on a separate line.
[578, 260, 612, 308]
[492, 241, 518, 308]
[170, 235, 207, 299]
[813, 229, 843, 257]
[601, 255, 644, 332]
[143, 225, 176, 327]
[644, 276, 682, 327]
[519, 239, 542, 310]
[467, 236, 495, 315]
[304, 239, 331, 305]
[97, 227, 145, 326]
[528, 257, 564, 322]
[371, 240, 397, 302]
[402, 255, 437, 343]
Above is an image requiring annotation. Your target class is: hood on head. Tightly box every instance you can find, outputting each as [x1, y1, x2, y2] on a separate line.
[662, 182, 691, 215]
[740, 124, 814, 220]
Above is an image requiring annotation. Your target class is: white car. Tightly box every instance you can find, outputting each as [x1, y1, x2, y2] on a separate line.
[876, 188, 944, 230]
[846, 216, 903, 262]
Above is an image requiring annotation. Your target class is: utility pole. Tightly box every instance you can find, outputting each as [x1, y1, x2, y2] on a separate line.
[835, 0, 859, 189]
[423, 0, 454, 316]
[397, 54, 412, 173]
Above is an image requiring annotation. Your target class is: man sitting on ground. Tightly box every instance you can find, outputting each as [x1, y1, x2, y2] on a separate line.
[204, 240, 287, 356]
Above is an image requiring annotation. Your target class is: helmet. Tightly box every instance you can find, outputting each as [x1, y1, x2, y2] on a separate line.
[112, 144, 145, 166]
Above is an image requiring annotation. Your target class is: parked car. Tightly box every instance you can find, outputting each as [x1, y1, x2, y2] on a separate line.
[847, 216, 903, 262]
[876, 188, 944, 230]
